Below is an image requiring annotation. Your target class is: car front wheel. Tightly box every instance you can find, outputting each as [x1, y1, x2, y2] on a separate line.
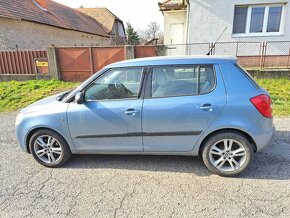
[202, 132, 254, 176]
[29, 129, 72, 167]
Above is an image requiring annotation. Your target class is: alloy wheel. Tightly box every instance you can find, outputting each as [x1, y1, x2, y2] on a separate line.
[33, 135, 62, 164]
[209, 139, 247, 172]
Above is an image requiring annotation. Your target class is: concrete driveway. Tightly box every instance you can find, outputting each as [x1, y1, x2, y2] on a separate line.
[1, 112, 290, 218]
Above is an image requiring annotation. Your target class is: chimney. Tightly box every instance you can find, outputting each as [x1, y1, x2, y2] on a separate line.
[33, 0, 48, 11]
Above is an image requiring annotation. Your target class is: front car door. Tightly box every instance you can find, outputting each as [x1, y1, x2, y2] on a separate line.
[142, 64, 227, 152]
[67, 67, 144, 152]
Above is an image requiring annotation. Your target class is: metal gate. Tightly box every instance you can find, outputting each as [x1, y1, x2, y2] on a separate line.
[0, 50, 47, 75]
[134, 46, 157, 58]
[57, 47, 125, 82]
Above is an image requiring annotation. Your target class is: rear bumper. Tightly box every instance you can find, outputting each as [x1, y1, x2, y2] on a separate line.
[254, 126, 275, 152]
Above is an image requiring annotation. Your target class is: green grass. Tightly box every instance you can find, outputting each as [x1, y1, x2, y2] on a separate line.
[0, 78, 289, 116]
[0, 80, 78, 113]
[255, 78, 290, 116]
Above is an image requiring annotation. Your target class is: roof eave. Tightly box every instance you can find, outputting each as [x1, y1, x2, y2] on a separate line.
[0, 15, 110, 38]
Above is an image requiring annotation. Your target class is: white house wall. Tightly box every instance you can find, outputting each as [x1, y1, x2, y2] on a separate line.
[188, 0, 290, 43]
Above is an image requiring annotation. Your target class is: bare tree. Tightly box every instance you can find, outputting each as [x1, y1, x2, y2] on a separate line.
[140, 21, 163, 44]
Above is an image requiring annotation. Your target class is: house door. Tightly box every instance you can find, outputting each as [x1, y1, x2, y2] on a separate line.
[168, 23, 185, 56]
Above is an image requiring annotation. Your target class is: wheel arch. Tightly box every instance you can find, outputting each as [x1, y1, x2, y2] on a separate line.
[198, 128, 257, 156]
[26, 127, 68, 154]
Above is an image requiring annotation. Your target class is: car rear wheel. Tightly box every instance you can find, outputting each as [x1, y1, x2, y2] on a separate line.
[202, 132, 254, 176]
[29, 129, 72, 167]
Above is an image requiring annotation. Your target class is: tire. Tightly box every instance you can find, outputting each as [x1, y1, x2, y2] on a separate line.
[29, 129, 72, 167]
[202, 131, 254, 177]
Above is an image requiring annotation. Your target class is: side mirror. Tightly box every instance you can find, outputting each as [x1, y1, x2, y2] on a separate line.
[75, 92, 84, 104]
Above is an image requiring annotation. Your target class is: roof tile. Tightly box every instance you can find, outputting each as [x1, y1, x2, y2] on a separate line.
[0, 0, 109, 37]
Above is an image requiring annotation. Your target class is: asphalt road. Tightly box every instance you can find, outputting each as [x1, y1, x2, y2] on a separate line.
[1, 112, 290, 218]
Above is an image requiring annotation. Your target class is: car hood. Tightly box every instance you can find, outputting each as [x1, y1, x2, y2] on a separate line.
[21, 92, 65, 114]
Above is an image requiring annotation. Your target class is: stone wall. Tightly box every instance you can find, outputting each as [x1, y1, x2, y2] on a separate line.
[0, 17, 111, 51]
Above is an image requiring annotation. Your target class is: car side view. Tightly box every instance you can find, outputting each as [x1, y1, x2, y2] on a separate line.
[15, 56, 275, 176]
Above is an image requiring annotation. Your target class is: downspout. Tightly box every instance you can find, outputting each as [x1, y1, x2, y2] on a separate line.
[185, 0, 190, 54]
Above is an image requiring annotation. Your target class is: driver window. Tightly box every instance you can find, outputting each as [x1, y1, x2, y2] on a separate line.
[84, 68, 143, 101]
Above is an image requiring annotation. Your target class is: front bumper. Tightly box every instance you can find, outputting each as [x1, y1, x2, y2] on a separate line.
[15, 124, 29, 153]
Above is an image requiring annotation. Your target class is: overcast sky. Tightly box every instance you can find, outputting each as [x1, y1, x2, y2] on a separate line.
[53, 0, 164, 31]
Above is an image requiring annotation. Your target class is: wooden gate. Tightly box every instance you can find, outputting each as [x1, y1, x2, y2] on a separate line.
[57, 47, 125, 82]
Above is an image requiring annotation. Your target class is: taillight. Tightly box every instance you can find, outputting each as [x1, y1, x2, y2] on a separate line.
[250, 94, 272, 118]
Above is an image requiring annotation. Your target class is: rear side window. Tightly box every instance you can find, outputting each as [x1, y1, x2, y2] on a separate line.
[234, 64, 260, 89]
[151, 65, 215, 98]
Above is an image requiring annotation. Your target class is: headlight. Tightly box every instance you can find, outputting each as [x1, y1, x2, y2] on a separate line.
[15, 113, 24, 126]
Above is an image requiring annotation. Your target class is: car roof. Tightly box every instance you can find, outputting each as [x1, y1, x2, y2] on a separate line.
[106, 55, 237, 68]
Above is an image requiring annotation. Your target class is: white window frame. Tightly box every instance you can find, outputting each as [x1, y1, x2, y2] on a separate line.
[232, 3, 286, 37]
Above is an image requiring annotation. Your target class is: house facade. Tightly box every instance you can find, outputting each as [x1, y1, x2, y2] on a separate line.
[78, 8, 126, 45]
[0, 0, 111, 50]
[160, 0, 290, 55]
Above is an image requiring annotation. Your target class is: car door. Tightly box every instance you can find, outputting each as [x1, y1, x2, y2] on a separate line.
[142, 64, 227, 152]
[67, 67, 144, 152]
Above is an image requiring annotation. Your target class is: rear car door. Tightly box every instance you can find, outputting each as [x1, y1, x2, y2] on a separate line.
[142, 64, 227, 152]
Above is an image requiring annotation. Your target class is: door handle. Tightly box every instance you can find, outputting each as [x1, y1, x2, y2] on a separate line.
[200, 104, 216, 111]
[125, 108, 138, 116]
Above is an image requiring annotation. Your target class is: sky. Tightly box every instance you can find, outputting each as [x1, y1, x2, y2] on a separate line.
[53, 0, 164, 31]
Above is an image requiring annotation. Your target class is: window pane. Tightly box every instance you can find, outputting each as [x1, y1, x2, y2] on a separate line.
[250, 7, 265, 33]
[117, 22, 125, 37]
[233, 7, 248, 34]
[151, 66, 215, 98]
[85, 68, 142, 101]
[152, 66, 198, 98]
[199, 66, 215, 94]
[267, 6, 282, 32]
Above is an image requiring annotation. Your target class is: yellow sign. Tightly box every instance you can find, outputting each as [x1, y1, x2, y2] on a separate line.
[36, 61, 48, 67]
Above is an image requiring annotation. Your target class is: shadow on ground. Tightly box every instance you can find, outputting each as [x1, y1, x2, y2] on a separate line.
[61, 131, 290, 180]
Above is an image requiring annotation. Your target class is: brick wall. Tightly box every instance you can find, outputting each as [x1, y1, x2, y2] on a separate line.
[0, 17, 111, 51]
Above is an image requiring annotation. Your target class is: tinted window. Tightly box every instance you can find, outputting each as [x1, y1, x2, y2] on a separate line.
[85, 68, 142, 101]
[151, 65, 215, 98]
[250, 7, 265, 33]
[233, 7, 248, 34]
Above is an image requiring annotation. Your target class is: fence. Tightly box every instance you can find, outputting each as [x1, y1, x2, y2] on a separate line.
[1, 42, 289, 81]
[0, 50, 47, 75]
[0, 46, 160, 81]
[56, 45, 159, 81]
[166, 41, 290, 69]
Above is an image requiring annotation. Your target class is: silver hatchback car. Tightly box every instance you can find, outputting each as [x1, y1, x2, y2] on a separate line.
[16, 56, 275, 176]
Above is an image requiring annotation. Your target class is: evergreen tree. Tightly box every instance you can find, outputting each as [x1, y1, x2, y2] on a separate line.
[126, 23, 140, 45]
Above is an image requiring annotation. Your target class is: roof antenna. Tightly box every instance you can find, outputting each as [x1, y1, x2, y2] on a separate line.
[206, 27, 227, 55]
